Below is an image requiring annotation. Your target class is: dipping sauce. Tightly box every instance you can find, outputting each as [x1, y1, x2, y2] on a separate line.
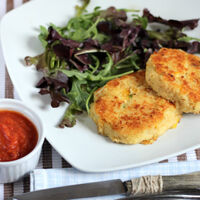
[0, 110, 38, 162]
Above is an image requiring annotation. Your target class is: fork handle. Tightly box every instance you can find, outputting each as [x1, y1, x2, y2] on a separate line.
[117, 189, 200, 199]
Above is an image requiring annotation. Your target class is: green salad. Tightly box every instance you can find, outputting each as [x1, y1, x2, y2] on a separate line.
[25, 0, 200, 128]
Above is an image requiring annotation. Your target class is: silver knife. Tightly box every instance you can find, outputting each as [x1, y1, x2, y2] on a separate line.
[13, 172, 200, 200]
[117, 189, 200, 199]
[13, 179, 126, 200]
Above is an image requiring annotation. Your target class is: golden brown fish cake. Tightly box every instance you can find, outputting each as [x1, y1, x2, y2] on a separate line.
[90, 70, 181, 144]
[146, 48, 200, 113]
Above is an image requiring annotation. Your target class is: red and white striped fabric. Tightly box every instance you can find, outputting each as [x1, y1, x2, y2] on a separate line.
[0, 2, 70, 199]
[0, 0, 200, 199]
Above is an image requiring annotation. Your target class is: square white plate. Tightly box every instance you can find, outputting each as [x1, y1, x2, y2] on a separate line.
[1, 0, 200, 172]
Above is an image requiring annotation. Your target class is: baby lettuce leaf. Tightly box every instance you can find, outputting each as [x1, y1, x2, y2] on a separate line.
[75, 0, 90, 17]
[143, 8, 199, 30]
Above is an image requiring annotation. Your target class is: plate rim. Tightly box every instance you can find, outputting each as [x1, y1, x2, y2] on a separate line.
[1, 0, 200, 172]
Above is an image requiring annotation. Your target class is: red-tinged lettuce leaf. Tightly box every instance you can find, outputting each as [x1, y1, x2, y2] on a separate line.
[82, 38, 100, 48]
[111, 52, 122, 64]
[187, 41, 200, 53]
[74, 54, 91, 65]
[97, 21, 114, 35]
[143, 9, 199, 30]
[46, 26, 61, 43]
[36, 71, 70, 107]
[47, 26, 81, 48]
[36, 72, 69, 91]
[24, 52, 52, 76]
[48, 27, 107, 72]
[50, 90, 70, 108]
[101, 42, 122, 53]
[48, 27, 91, 71]
[69, 59, 88, 72]
[170, 40, 200, 54]
[120, 26, 140, 49]
[60, 39, 81, 48]
[114, 18, 129, 28]
[52, 44, 72, 59]
[100, 7, 127, 21]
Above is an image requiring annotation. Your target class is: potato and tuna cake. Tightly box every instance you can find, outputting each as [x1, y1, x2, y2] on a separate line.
[90, 70, 181, 144]
[146, 48, 200, 113]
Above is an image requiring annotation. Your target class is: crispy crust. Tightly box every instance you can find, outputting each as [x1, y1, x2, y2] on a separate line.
[90, 71, 181, 144]
[146, 48, 200, 113]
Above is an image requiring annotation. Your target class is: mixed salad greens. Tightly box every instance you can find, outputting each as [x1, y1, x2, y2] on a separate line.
[25, 0, 200, 128]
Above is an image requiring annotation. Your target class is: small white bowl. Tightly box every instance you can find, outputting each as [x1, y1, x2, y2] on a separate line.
[0, 99, 44, 183]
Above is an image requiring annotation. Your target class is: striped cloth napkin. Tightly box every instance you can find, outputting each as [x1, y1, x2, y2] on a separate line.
[30, 161, 200, 200]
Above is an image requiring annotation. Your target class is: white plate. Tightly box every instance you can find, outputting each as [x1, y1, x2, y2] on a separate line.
[1, 0, 200, 172]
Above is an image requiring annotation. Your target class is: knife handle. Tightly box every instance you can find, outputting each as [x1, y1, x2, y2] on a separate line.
[124, 175, 163, 196]
[124, 172, 200, 196]
[163, 171, 200, 190]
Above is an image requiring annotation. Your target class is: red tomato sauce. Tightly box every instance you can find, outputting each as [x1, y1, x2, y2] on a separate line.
[0, 110, 38, 162]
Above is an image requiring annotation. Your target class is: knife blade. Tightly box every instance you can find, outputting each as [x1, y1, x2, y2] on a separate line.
[13, 179, 127, 200]
[13, 172, 200, 200]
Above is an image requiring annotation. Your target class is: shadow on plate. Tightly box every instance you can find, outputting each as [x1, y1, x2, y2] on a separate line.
[31, 93, 51, 110]
[26, 35, 43, 54]
[76, 112, 115, 144]
[76, 112, 97, 132]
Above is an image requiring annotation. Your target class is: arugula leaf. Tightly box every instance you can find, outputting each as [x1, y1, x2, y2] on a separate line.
[66, 14, 105, 42]
[59, 103, 79, 128]
[133, 14, 148, 29]
[38, 26, 48, 47]
[75, 0, 90, 17]
[115, 53, 140, 69]
[66, 78, 89, 110]
[98, 53, 113, 76]
[178, 36, 200, 42]
[147, 30, 172, 41]
[59, 78, 90, 127]
[85, 86, 97, 113]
